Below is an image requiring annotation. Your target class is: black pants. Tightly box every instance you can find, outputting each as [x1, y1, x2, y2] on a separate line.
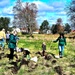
[42, 50, 45, 56]
[6, 39, 9, 45]
[9, 48, 14, 60]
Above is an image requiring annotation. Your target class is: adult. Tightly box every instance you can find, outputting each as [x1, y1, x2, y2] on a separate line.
[6, 31, 10, 45]
[0, 28, 6, 50]
[53, 33, 66, 58]
[8, 30, 18, 60]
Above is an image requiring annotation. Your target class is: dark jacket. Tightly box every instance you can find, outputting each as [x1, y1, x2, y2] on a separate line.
[8, 34, 17, 49]
[42, 44, 46, 50]
[54, 37, 66, 46]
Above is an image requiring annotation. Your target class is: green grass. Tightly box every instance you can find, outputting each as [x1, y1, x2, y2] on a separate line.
[0, 34, 75, 75]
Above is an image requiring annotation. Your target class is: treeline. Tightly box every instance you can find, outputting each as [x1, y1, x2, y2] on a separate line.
[0, 17, 71, 34]
[39, 18, 71, 34]
[0, 17, 13, 32]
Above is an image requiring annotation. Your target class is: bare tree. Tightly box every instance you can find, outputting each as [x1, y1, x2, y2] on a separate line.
[18, 2, 38, 36]
[56, 18, 64, 33]
[13, 0, 23, 28]
[66, 0, 75, 29]
[56, 18, 62, 25]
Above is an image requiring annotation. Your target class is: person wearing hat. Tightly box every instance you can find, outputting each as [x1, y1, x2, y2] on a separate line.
[23, 48, 31, 60]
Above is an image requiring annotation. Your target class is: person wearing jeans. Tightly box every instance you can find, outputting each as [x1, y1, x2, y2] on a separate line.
[0, 29, 6, 50]
[59, 45, 64, 58]
[53, 33, 66, 58]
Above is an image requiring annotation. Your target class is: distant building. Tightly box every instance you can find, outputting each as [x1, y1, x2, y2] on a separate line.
[20, 27, 28, 33]
[33, 30, 39, 34]
[47, 30, 51, 34]
[71, 30, 75, 32]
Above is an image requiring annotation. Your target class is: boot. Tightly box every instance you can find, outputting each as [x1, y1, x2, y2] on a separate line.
[59, 51, 62, 58]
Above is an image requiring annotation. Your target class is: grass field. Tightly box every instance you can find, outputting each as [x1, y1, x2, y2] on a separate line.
[0, 34, 75, 75]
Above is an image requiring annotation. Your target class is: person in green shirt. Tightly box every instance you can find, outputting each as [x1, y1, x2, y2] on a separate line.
[53, 33, 66, 58]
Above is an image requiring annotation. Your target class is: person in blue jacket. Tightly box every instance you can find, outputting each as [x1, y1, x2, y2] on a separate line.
[53, 33, 66, 58]
[8, 30, 18, 60]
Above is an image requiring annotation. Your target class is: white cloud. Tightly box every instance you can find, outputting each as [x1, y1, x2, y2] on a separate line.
[2, 6, 13, 14]
[0, 0, 68, 27]
[38, 11, 47, 17]
[0, 0, 10, 7]
[58, 11, 66, 15]
[33, 1, 54, 11]
[0, 11, 1, 14]
[52, 1, 65, 8]
[37, 16, 56, 26]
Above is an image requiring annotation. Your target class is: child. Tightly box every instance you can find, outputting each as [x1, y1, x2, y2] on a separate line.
[42, 42, 46, 56]
[53, 33, 66, 58]
[18, 48, 31, 67]
[22, 48, 31, 60]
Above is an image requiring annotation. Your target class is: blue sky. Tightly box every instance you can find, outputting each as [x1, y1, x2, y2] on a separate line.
[0, 0, 71, 27]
